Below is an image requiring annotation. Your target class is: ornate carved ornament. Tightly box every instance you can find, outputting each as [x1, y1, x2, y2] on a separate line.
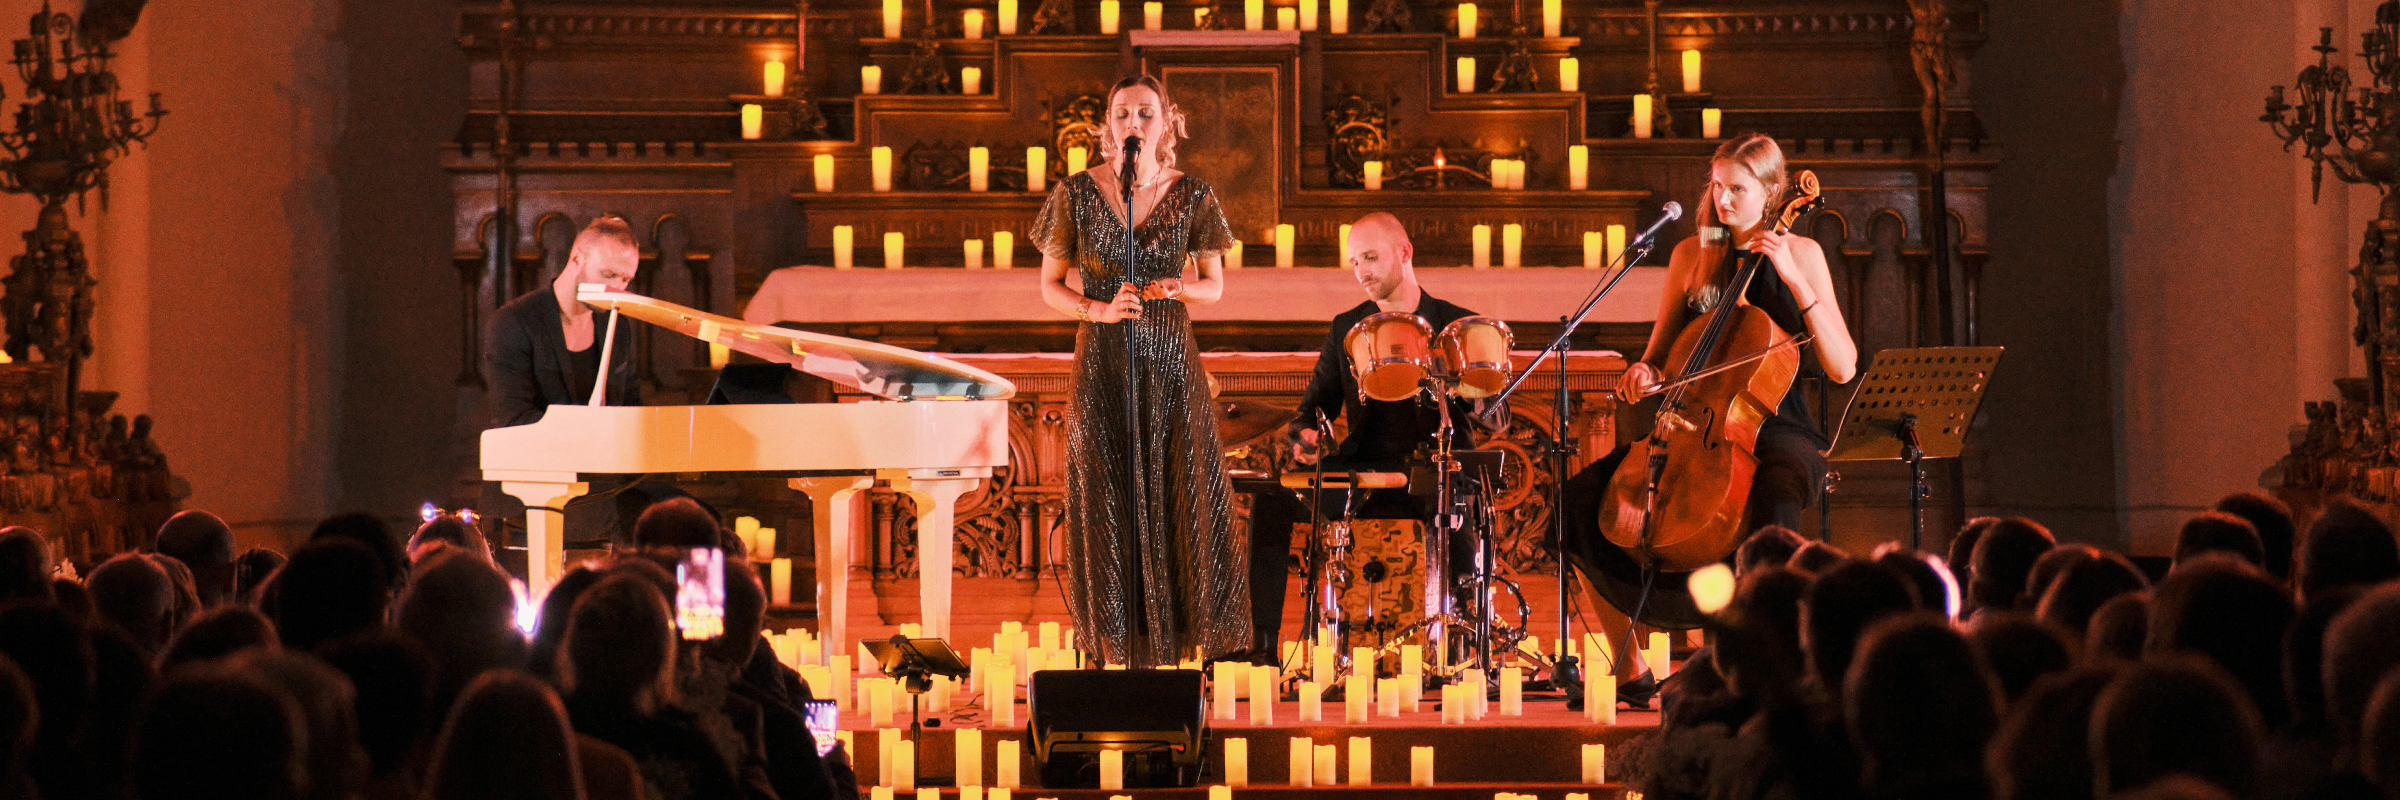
[1579, 9, 1985, 40]
[1322, 95, 1390, 189]
[1049, 94, 1105, 176]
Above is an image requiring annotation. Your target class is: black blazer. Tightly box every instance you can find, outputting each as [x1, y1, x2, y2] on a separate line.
[484, 288, 642, 429]
[1292, 291, 1480, 470]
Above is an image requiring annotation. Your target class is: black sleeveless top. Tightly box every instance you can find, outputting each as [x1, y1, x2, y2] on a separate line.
[1685, 249, 1828, 445]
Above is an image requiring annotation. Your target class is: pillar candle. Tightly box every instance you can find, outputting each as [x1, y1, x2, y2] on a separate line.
[1338, 223, 1353, 261]
[1541, 0, 1561, 36]
[1067, 146, 1088, 175]
[1290, 737, 1314, 787]
[1369, 677, 1393, 717]
[1249, 664, 1274, 724]
[991, 665, 1016, 727]
[1457, 2, 1476, 36]
[813, 153, 837, 192]
[1569, 144, 1589, 189]
[993, 231, 1014, 268]
[965, 239, 985, 268]
[894, 742, 917, 790]
[962, 66, 983, 95]
[1224, 737, 1249, 786]
[740, 104, 764, 139]
[1275, 223, 1296, 267]
[999, 0, 1019, 33]
[1648, 631, 1672, 678]
[879, 729, 901, 784]
[883, 0, 904, 37]
[1682, 49, 1702, 93]
[1024, 147, 1047, 193]
[1702, 107, 1723, 139]
[1314, 745, 1337, 787]
[765, 61, 788, 96]
[968, 147, 990, 191]
[771, 557, 793, 604]
[832, 655, 854, 709]
[1195, 7, 1209, 25]
[1210, 786, 1232, 800]
[995, 739, 1021, 787]
[1582, 743, 1606, 783]
[1631, 94, 1653, 138]
[1469, 669, 1489, 719]
[1583, 231, 1602, 269]
[1457, 57, 1476, 92]
[1299, 680, 1322, 721]
[1099, 750, 1124, 790]
[873, 788, 893, 800]
[1606, 224, 1626, 267]
[1226, 240, 1243, 269]
[1411, 746, 1434, 786]
[1363, 160, 1383, 190]
[1560, 56, 1580, 91]
[964, 8, 986, 37]
[833, 225, 856, 269]
[1588, 674, 1617, 724]
[1214, 663, 1238, 720]
[871, 678, 896, 727]
[1439, 683, 1460, 724]
[1352, 647, 1375, 679]
[862, 65, 884, 94]
[872, 146, 894, 191]
[1330, 0, 1348, 33]
[1299, 0, 1317, 30]
[1502, 223, 1522, 267]
[1313, 644, 1335, 682]
[1500, 667, 1523, 715]
[883, 232, 905, 269]
[1348, 737, 1372, 786]
[1471, 224, 1491, 268]
[918, 790, 938, 800]
[1246, 0, 1264, 29]
[1345, 675, 1370, 723]
[1509, 158, 1526, 189]
[1145, 1, 1163, 29]
[735, 516, 760, 550]
[957, 728, 983, 786]
[1100, 0, 1120, 33]
[1276, 6, 1296, 29]
[991, 790, 1011, 800]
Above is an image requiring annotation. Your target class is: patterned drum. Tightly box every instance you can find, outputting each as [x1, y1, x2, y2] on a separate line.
[1438, 315, 1516, 399]
[1343, 311, 1436, 402]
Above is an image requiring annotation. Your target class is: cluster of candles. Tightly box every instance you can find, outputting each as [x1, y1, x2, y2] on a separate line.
[804, 146, 1076, 195]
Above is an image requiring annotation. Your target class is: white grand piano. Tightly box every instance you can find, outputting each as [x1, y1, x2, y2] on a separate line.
[480, 287, 1014, 660]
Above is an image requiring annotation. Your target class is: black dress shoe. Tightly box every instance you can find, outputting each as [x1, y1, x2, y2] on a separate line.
[1618, 674, 1657, 710]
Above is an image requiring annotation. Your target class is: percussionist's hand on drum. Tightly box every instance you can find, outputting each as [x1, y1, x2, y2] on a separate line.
[1290, 427, 1324, 465]
[1619, 361, 1662, 400]
[1093, 282, 1144, 323]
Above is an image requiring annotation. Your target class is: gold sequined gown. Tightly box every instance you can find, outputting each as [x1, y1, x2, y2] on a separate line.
[1030, 170, 1248, 667]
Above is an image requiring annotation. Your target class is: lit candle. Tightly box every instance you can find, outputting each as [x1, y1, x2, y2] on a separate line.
[1290, 737, 1313, 787]
[1607, 223, 1626, 266]
[991, 665, 1016, 727]
[1411, 746, 1434, 786]
[1276, 7, 1296, 29]
[734, 516, 760, 553]
[1703, 107, 1723, 138]
[884, 0, 904, 37]
[1457, 2, 1476, 37]
[1217, 736, 1247, 786]
[1469, 669, 1488, 719]
[884, 232, 904, 269]
[833, 225, 855, 268]
[1312, 642, 1334, 682]
[995, 739, 1021, 787]
[1100, 0, 1120, 33]
[957, 728, 984, 785]
[1226, 239, 1243, 269]
[1589, 671, 1617, 723]
[771, 557, 793, 604]
[1245, 0, 1265, 28]
[873, 788, 893, 800]
[832, 655, 853, 709]
[1682, 49, 1702, 93]
[1583, 231, 1602, 268]
[1569, 145, 1589, 189]
[1330, 0, 1348, 32]
[1509, 159, 1527, 190]
[1026, 147, 1047, 192]
[993, 230, 1014, 268]
[965, 239, 985, 268]
[1249, 664, 1273, 724]
[1214, 663, 1238, 720]
[815, 154, 836, 192]
[1195, 7, 1209, 25]
[863, 65, 884, 94]
[1500, 667, 1523, 715]
[1377, 677, 1399, 717]
[1363, 160, 1383, 190]
[962, 66, 983, 95]
[1348, 737, 1371, 786]
[965, 8, 986, 37]
[1458, 57, 1476, 92]
[1099, 750, 1124, 790]
[871, 680, 895, 727]
[1145, 1, 1163, 29]
[1345, 675, 1370, 723]
[872, 146, 894, 191]
[1275, 223, 1296, 267]
[765, 61, 788, 96]
[1582, 743, 1606, 783]
[1502, 223, 1522, 267]
[1648, 631, 1672, 677]
[1299, 0, 1317, 30]
[1209, 786, 1231, 800]
[1339, 223, 1352, 261]
[895, 741, 916, 790]
[1299, 680, 1321, 721]
[999, 0, 1019, 33]
[1067, 146, 1088, 175]
[969, 146, 990, 191]
[1560, 56, 1580, 92]
[1471, 224, 1491, 268]
[1314, 745, 1337, 787]
[1542, 0, 1561, 36]
[740, 104, 764, 140]
[1631, 94, 1653, 138]
[1439, 683, 1460, 724]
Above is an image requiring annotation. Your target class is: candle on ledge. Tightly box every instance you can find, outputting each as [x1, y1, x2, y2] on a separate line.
[1344, 675, 1370, 723]
[1377, 676, 1400, 716]
[872, 146, 894, 191]
[1582, 743, 1606, 783]
[814, 154, 836, 192]
[962, 66, 983, 95]
[1227, 239, 1244, 269]
[1583, 231, 1602, 269]
[965, 238, 985, 268]
[1703, 107, 1724, 138]
[711, 342, 733, 371]
[883, 0, 904, 37]
[998, 0, 1020, 33]
[1312, 642, 1335, 683]
[1246, 0, 1264, 29]
[1457, 1, 1476, 37]
[1569, 144, 1589, 189]
[1559, 56, 1580, 92]
[1682, 48, 1702, 93]
[1339, 223, 1352, 261]
[1509, 159, 1527, 189]
[1195, 7, 1209, 25]
[1299, 680, 1322, 721]
[833, 225, 855, 268]
[964, 8, 986, 37]
[1457, 56, 1476, 92]
[1348, 737, 1372, 786]
[1632, 94, 1653, 138]
[884, 232, 905, 269]
[1067, 145, 1088, 175]
[1363, 160, 1383, 190]
[1209, 787, 1231, 800]
[1607, 223, 1626, 266]
[765, 60, 788, 96]
[1290, 737, 1314, 787]
[1502, 223, 1522, 267]
[770, 557, 792, 603]
[1275, 223, 1296, 267]
[1276, 6, 1296, 29]
[1471, 224, 1491, 268]
[1099, 750, 1124, 790]
[954, 728, 983, 787]
[740, 104, 764, 140]
[1314, 745, 1337, 788]
[1100, 0, 1121, 33]
[991, 665, 1016, 726]
[1541, 0, 1560, 36]
[1500, 666, 1523, 715]
[862, 65, 884, 94]
[1299, 0, 1317, 30]
[1025, 147, 1047, 192]
[1213, 663, 1237, 719]
[1330, 0, 1348, 32]
[1145, 1, 1163, 29]
[1648, 631, 1673, 677]
[1224, 737, 1249, 786]
[1411, 746, 1435, 786]
[995, 739, 1021, 787]
[969, 146, 990, 191]
[1248, 663, 1273, 724]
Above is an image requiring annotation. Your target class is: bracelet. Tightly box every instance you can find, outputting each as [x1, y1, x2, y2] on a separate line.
[1800, 300, 1822, 315]
[1075, 300, 1093, 322]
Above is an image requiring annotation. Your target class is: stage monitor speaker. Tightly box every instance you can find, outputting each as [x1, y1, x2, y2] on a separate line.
[1028, 669, 1207, 788]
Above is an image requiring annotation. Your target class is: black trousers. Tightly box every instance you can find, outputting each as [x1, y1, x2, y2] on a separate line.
[1245, 482, 1480, 648]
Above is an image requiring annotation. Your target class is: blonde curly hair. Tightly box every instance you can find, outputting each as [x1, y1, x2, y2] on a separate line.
[1097, 74, 1190, 172]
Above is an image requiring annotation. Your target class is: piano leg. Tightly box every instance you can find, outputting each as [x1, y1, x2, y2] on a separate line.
[501, 479, 590, 604]
[888, 471, 981, 641]
[792, 476, 875, 666]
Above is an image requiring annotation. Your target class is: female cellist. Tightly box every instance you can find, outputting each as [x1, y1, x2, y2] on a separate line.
[1556, 132, 1858, 703]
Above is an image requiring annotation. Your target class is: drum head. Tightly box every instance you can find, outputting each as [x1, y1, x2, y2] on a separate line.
[1439, 316, 1515, 399]
[1345, 312, 1436, 402]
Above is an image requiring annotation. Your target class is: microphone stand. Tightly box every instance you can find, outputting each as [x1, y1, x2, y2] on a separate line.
[1118, 138, 1149, 649]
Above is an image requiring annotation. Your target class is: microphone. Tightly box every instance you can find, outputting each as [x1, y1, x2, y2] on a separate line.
[1625, 201, 1683, 251]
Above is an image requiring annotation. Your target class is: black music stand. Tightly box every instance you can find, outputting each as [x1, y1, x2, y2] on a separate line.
[865, 636, 971, 755]
[1827, 347, 2005, 551]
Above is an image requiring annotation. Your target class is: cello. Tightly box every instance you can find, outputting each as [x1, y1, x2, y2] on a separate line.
[1597, 170, 1824, 572]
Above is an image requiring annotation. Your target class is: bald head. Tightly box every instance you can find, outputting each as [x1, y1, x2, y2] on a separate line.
[157, 510, 237, 606]
[1348, 212, 1416, 305]
[560, 215, 640, 295]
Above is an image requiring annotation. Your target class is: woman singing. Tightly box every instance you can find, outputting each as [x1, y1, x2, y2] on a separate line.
[1029, 74, 1247, 667]
[1559, 133, 1859, 698]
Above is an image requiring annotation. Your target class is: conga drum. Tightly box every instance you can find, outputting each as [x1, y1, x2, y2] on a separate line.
[1343, 312, 1436, 402]
[1438, 316, 1515, 398]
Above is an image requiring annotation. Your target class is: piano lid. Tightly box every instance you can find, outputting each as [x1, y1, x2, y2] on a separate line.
[578, 289, 1015, 401]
